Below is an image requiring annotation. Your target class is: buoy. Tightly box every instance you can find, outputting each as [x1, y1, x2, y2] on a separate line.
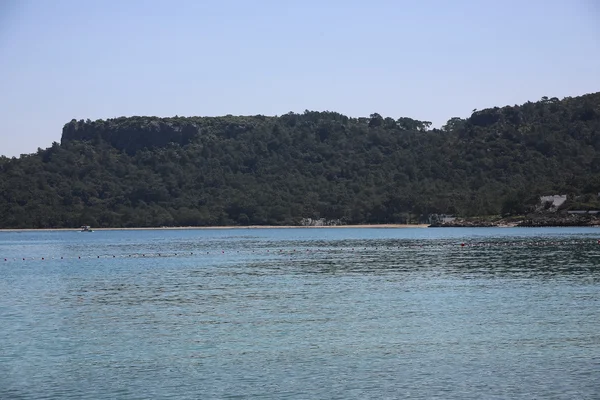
[461, 243, 465, 247]
[42, 257, 44, 260]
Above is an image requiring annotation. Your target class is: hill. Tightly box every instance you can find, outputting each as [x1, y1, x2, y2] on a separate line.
[1, 93, 599, 228]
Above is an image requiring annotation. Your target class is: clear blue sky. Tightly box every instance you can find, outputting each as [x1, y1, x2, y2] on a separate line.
[1, 0, 599, 157]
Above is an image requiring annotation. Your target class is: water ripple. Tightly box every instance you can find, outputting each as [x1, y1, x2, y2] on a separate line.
[1, 228, 599, 399]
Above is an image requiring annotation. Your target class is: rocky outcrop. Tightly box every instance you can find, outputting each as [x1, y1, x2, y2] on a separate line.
[61, 117, 202, 154]
[430, 214, 600, 227]
[517, 214, 600, 227]
[429, 218, 497, 227]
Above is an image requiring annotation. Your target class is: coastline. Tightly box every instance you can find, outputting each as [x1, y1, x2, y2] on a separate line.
[3, 218, 598, 232]
[0, 224, 430, 232]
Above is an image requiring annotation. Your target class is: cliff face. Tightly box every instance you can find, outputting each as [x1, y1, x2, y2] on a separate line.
[61, 117, 202, 154]
[60, 115, 275, 155]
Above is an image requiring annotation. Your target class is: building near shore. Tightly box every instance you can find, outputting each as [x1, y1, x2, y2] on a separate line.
[428, 214, 456, 224]
[539, 195, 567, 209]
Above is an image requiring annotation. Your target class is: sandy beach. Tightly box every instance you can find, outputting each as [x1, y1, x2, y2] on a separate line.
[0, 224, 430, 232]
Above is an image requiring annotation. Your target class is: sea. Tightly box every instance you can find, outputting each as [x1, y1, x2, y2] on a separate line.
[1, 227, 599, 399]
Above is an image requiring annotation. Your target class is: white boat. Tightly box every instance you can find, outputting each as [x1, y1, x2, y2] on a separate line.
[80, 225, 93, 232]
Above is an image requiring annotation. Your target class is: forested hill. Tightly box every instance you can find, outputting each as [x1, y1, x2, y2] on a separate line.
[1, 92, 599, 228]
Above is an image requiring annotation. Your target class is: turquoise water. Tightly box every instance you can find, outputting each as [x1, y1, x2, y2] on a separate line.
[1, 227, 599, 399]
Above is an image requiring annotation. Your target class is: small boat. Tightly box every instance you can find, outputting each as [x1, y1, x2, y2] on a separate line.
[80, 225, 93, 232]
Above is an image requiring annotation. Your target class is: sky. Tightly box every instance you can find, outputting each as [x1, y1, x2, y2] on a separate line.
[0, 0, 599, 157]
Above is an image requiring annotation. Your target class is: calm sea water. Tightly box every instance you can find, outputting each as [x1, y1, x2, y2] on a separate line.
[1, 227, 599, 399]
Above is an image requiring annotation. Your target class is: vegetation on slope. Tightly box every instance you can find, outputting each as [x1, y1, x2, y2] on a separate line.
[0, 93, 599, 228]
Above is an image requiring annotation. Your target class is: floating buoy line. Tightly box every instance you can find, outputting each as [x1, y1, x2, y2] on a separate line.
[1, 239, 598, 263]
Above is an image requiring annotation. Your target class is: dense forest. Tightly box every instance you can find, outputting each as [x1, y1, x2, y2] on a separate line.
[1, 92, 599, 228]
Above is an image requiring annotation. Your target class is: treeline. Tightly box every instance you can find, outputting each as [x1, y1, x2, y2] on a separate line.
[0, 92, 599, 228]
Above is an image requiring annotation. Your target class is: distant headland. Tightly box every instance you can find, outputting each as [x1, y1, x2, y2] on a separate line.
[0, 92, 599, 229]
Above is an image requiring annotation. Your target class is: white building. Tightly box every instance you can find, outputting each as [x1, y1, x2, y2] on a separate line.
[539, 195, 567, 208]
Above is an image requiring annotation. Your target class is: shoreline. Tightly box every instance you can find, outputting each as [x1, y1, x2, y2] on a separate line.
[0, 224, 430, 232]
[2, 222, 597, 233]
